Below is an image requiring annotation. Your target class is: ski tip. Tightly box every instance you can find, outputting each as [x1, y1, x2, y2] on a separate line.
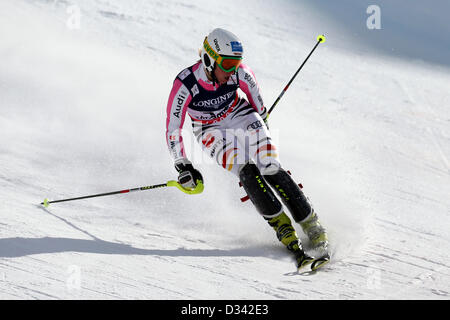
[317, 35, 326, 43]
[41, 198, 50, 208]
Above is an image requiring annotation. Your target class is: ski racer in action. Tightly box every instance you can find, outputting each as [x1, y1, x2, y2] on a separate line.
[165, 28, 329, 270]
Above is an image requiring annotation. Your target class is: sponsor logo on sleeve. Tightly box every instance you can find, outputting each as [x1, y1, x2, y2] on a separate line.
[173, 91, 188, 118]
[257, 94, 264, 106]
[244, 73, 256, 89]
[178, 69, 191, 80]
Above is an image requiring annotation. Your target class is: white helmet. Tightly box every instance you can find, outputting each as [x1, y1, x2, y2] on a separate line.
[201, 28, 244, 73]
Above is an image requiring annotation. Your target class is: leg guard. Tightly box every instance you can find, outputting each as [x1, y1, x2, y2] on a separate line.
[263, 168, 312, 222]
[239, 163, 283, 218]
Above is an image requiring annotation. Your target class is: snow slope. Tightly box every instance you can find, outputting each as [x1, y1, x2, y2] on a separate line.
[0, 0, 449, 299]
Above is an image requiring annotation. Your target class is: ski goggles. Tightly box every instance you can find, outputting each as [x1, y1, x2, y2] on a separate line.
[203, 37, 243, 72]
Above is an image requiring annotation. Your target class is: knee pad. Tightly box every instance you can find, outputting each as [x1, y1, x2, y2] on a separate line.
[239, 163, 282, 218]
[263, 168, 312, 222]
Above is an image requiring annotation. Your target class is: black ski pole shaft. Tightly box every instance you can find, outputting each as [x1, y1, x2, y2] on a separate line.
[268, 35, 326, 115]
[41, 182, 169, 207]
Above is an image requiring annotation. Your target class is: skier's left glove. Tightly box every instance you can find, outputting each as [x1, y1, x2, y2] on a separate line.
[174, 158, 203, 189]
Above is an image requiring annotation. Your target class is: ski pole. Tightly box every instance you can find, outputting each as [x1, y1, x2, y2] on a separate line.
[268, 35, 326, 116]
[41, 179, 204, 208]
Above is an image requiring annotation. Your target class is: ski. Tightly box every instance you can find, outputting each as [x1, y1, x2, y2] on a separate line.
[310, 253, 330, 271]
[295, 251, 315, 271]
[295, 244, 331, 272]
[295, 253, 330, 272]
[309, 243, 331, 272]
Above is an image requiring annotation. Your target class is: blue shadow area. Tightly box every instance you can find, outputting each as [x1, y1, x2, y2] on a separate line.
[288, 0, 450, 67]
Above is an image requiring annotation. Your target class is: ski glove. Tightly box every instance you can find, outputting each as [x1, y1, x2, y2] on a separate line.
[175, 160, 203, 189]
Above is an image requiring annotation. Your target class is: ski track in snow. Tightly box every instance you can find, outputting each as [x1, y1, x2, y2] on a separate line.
[1, 0, 449, 299]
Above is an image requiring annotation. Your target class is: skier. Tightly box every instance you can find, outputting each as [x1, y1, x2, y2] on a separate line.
[165, 28, 329, 270]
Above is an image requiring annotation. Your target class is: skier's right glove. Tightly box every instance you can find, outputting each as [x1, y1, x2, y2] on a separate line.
[174, 159, 203, 189]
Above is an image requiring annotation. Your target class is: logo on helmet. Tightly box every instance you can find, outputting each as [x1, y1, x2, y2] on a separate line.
[204, 41, 220, 62]
[230, 41, 243, 54]
[213, 38, 221, 52]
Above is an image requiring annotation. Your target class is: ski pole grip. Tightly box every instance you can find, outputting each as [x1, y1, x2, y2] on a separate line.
[167, 180, 204, 195]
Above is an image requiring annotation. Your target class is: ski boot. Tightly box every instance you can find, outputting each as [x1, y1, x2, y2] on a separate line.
[299, 211, 328, 249]
[299, 211, 330, 270]
[266, 212, 314, 270]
